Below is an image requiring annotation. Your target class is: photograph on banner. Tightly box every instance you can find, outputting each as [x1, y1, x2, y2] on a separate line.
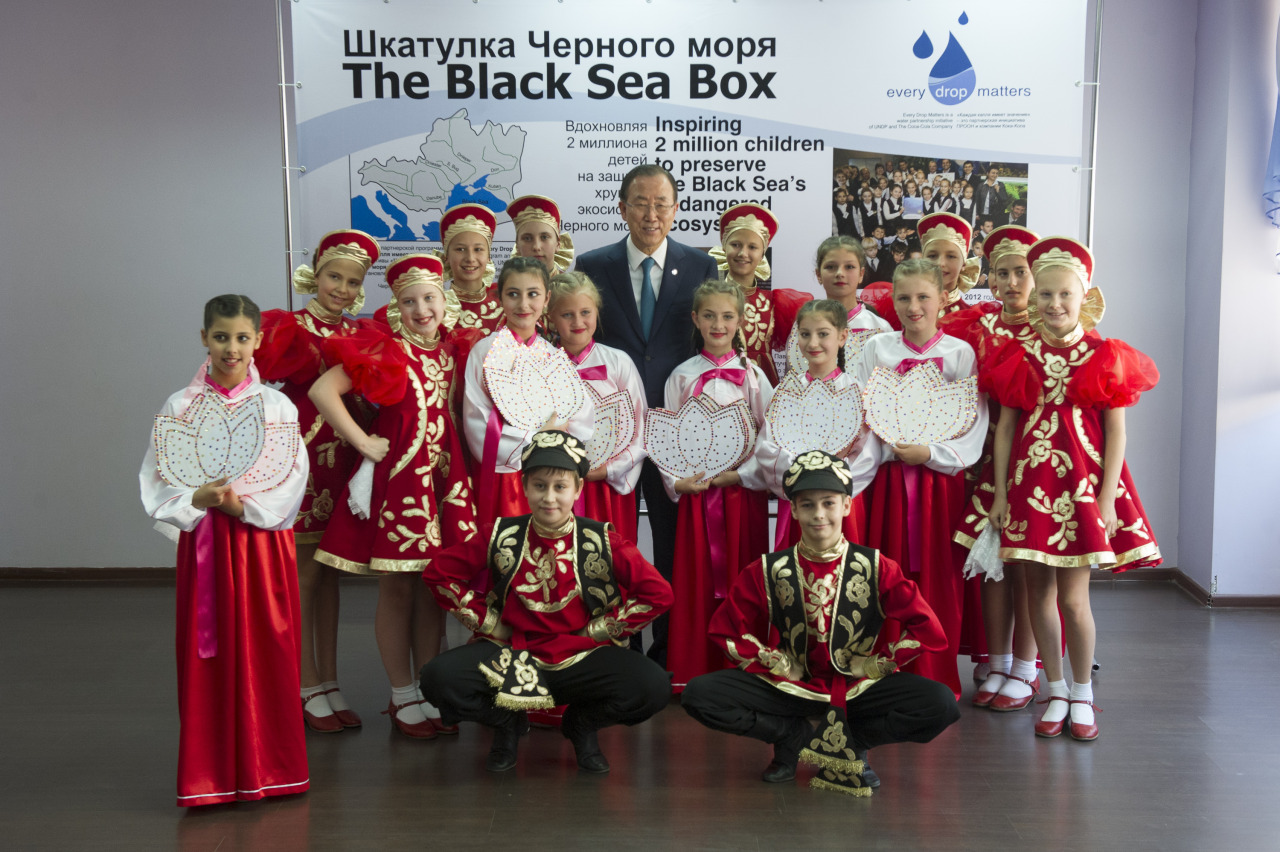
[287, 0, 1089, 313]
[831, 148, 1029, 302]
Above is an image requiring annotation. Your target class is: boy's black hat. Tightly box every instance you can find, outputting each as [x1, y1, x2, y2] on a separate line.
[783, 451, 854, 499]
[520, 430, 590, 479]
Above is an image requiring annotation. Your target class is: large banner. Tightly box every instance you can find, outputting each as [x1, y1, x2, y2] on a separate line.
[289, 0, 1090, 306]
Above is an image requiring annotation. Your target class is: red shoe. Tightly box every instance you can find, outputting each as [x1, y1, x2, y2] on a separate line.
[989, 675, 1039, 712]
[1033, 695, 1069, 738]
[382, 700, 437, 740]
[303, 694, 343, 733]
[323, 688, 362, 728]
[1068, 699, 1101, 741]
[972, 672, 1009, 708]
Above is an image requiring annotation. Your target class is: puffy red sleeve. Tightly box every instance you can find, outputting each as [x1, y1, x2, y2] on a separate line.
[767, 287, 814, 350]
[873, 554, 947, 669]
[446, 326, 487, 372]
[372, 304, 393, 330]
[980, 338, 1040, 410]
[938, 302, 996, 351]
[319, 327, 411, 406]
[862, 284, 902, 331]
[1067, 338, 1160, 409]
[255, 309, 322, 384]
[420, 533, 501, 638]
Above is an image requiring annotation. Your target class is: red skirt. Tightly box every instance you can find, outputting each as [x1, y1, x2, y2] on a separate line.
[575, 480, 638, 545]
[174, 512, 308, 806]
[668, 484, 769, 691]
[863, 461, 966, 699]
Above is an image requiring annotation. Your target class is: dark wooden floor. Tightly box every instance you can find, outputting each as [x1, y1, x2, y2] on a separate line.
[2, 580, 1278, 851]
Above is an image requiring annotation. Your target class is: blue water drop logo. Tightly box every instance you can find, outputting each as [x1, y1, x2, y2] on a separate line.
[958, 11, 969, 25]
[912, 31, 934, 59]
[928, 33, 976, 105]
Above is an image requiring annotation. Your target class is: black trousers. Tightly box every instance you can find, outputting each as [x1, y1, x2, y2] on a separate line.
[635, 458, 677, 666]
[420, 641, 671, 732]
[682, 668, 959, 750]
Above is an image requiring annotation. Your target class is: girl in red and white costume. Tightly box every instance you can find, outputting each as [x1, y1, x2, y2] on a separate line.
[461, 256, 595, 532]
[738, 299, 880, 549]
[311, 255, 481, 739]
[509, 194, 575, 276]
[547, 271, 646, 545]
[941, 226, 1046, 708]
[711, 204, 811, 386]
[852, 259, 988, 700]
[255, 229, 378, 733]
[440, 203, 505, 335]
[663, 278, 774, 692]
[988, 237, 1160, 741]
[140, 295, 309, 806]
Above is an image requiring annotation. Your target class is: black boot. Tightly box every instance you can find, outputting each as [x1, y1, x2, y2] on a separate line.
[761, 718, 810, 783]
[484, 722, 519, 772]
[856, 748, 881, 789]
[562, 714, 610, 774]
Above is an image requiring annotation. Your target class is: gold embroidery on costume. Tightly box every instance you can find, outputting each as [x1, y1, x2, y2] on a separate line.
[301, 414, 325, 446]
[1015, 412, 1073, 484]
[742, 290, 775, 363]
[513, 538, 579, 611]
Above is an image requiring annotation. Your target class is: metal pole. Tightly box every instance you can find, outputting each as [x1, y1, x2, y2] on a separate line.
[275, 0, 296, 308]
[1086, 0, 1104, 245]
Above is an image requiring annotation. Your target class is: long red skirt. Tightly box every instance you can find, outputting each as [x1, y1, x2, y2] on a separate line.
[668, 484, 769, 691]
[174, 511, 308, 806]
[575, 480, 639, 545]
[863, 461, 966, 699]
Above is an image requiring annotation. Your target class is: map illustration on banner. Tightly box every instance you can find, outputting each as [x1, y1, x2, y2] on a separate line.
[353, 109, 527, 242]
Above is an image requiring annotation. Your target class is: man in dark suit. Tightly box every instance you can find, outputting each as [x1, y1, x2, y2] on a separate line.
[575, 163, 719, 667]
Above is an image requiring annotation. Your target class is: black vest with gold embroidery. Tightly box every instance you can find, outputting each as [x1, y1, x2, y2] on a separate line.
[487, 515, 619, 618]
[765, 543, 883, 677]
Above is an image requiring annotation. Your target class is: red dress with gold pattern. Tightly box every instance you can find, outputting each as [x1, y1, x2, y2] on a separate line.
[313, 327, 480, 573]
[257, 305, 369, 543]
[983, 328, 1161, 570]
[449, 286, 505, 335]
[740, 285, 812, 386]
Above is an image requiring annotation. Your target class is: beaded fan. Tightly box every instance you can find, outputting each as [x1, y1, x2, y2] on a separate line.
[644, 396, 756, 481]
[153, 392, 299, 494]
[766, 373, 866, 458]
[483, 331, 587, 431]
[585, 384, 637, 469]
[784, 326, 883, 377]
[862, 362, 978, 445]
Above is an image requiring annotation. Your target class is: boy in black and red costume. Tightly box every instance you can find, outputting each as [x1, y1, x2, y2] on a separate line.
[420, 430, 673, 774]
[682, 451, 959, 795]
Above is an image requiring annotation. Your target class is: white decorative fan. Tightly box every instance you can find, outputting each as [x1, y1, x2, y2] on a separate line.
[862, 362, 978, 446]
[483, 331, 587, 431]
[766, 373, 866, 457]
[153, 391, 299, 494]
[644, 396, 756, 481]
[585, 384, 637, 469]
[784, 326, 883, 376]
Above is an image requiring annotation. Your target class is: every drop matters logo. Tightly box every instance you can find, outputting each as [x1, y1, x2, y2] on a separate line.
[914, 11, 976, 105]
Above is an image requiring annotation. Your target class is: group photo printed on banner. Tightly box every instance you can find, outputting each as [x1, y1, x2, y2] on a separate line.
[139, 0, 1160, 808]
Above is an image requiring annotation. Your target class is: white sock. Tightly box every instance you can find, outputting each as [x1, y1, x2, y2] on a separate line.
[999, 657, 1038, 700]
[320, 680, 349, 712]
[302, 684, 334, 717]
[978, 653, 1011, 693]
[414, 686, 442, 720]
[392, 684, 427, 725]
[1041, 679, 1069, 723]
[1069, 681, 1095, 726]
